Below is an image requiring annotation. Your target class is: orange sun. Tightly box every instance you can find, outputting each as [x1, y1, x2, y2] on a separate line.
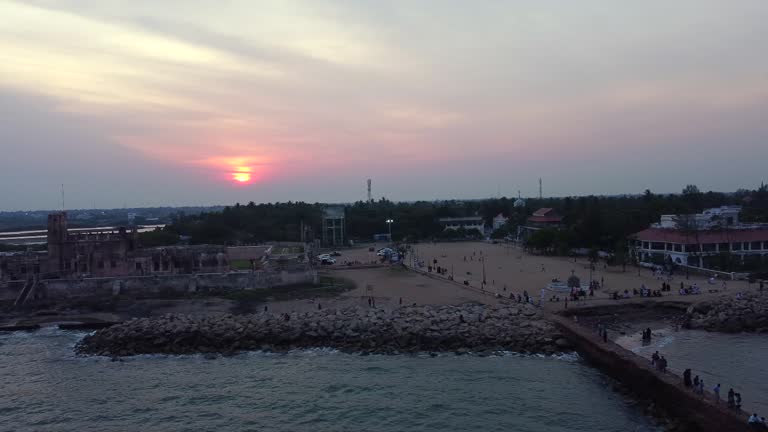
[232, 172, 251, 183]
[231, 166, 253, 184]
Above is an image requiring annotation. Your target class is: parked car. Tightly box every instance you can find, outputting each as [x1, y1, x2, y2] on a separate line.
[320, 258, 336, 265]
[330, 251, 342, 257]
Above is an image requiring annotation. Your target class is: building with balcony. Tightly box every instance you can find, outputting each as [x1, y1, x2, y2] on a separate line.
[630, 206, 768, 271]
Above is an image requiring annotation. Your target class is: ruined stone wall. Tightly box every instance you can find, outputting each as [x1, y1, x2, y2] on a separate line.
[0, 280, 25, 301]
[17, 267, 317, 301]
[226, 246, 270, 261]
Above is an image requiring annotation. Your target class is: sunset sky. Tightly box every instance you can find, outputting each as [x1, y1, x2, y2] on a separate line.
[1, 0, 767, 211]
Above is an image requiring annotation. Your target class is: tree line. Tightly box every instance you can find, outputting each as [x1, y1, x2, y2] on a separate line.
[147, 184, 768, 256]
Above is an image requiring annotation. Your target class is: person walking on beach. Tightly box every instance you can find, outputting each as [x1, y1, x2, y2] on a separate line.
[698, 379, 705, 396]
[683, 369, 692, 388]
[728, 388, 735, 409]
[713, 384, 721, 404]
[693, 375, 700, 390]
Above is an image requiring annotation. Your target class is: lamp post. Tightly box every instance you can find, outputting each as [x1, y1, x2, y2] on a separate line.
[386, 219, 394, 244]
[482, 258, 487, 285]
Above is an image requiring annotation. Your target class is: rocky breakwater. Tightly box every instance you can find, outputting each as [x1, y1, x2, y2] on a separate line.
[685, 292, 768, 332]
[76, 303, 570, 357]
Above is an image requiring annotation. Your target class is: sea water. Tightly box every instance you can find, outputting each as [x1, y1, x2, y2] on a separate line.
[618, 328, 768, 416]
[0, 327, 660, 432]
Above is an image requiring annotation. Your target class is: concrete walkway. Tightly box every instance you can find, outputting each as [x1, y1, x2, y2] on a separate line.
[551, 314, 749, 431]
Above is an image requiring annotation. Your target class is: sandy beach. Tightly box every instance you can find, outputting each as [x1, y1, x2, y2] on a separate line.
[321, 241, 756, 312]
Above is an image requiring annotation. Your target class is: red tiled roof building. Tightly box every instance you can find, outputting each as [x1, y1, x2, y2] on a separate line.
[630, 207, 768, 272]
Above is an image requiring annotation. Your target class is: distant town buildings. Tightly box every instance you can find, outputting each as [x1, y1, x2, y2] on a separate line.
[631, 206, 768, 271]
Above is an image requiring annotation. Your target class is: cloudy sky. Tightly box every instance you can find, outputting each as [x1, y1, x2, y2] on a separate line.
[1, 0, 767, 211]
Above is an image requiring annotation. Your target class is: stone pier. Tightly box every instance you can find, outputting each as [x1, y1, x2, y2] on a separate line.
[551, 315, 747, 432]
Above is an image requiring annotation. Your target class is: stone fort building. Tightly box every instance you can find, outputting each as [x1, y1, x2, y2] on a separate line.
[1, 212, 270, 283]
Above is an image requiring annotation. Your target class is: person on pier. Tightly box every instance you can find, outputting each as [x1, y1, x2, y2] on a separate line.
[683, 369, 692, 388]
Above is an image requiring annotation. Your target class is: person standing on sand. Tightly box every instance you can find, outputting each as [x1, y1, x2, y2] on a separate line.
[713, 384, 721, 404]
[683, 369, 692, 388]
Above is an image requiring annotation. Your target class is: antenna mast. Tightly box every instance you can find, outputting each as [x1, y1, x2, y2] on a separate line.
[61, 184, 65, 211]
[367, 179, 372, 202]
[539, 178, 542, 199]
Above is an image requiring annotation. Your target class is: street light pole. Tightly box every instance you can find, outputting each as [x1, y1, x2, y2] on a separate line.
[386, 219, 394, 244]
[482, 258, 487, 285]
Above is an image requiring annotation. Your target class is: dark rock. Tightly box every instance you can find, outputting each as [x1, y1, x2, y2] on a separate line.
[75, 304, 564, 357]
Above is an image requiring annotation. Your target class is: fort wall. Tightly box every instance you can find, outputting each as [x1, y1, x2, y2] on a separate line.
[0, 269, 317, 303]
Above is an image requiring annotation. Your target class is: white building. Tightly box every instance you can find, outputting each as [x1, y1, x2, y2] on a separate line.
[492, 213, 509, 230]
[656, 206, 741, 230]
[437, 217, 485, 235]
[632, 206, 768, 271]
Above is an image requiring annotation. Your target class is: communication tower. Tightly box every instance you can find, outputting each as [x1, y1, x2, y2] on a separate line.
[367, 179, 372, 202]
[539, 178, 543, 199]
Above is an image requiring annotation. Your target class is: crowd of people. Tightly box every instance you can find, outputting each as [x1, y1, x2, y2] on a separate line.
[679, 281, 703, 295]
[680, 366, 760, 427]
